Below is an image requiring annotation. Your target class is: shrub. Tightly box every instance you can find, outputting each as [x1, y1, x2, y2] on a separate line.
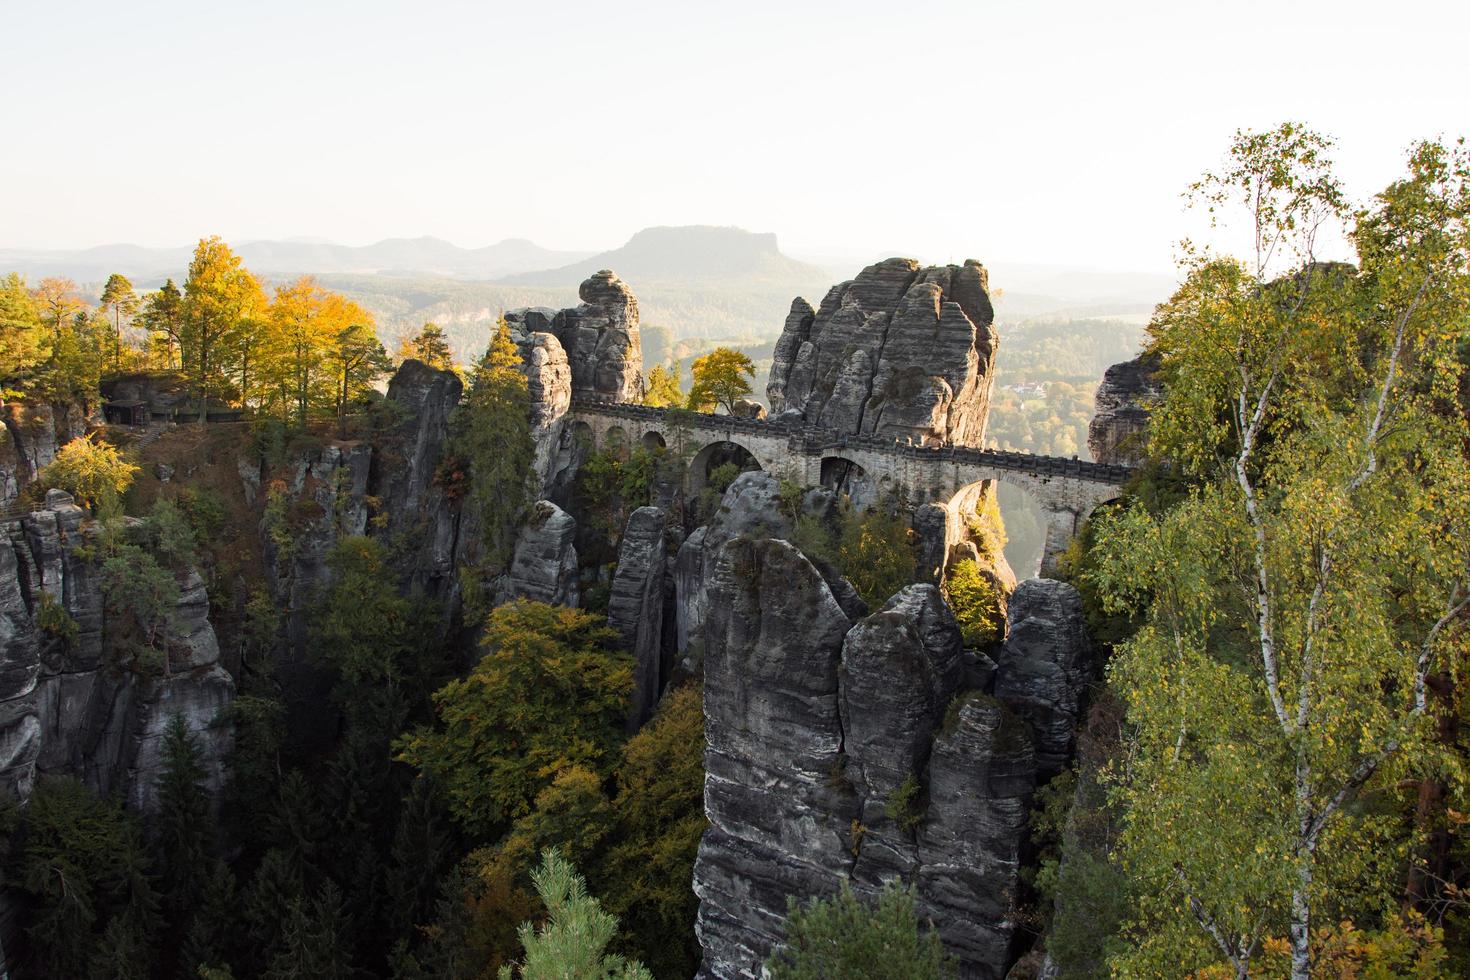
[766, 880, 955, 980]
[37, 435, 139, 510]
[942, 559, 1004, 647]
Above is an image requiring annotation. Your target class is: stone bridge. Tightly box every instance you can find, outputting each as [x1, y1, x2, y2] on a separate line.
[567, 398, 1135, 574]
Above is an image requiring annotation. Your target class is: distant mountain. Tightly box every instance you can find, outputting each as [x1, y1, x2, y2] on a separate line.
[501, 226, 830, 286]
[0, 236, 595, 285]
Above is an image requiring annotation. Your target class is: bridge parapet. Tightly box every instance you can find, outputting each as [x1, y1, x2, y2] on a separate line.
[568, 397, 1134, 487]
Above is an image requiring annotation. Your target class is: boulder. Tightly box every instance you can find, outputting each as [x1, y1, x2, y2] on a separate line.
[0, 492, 233, 813]
[495, 500, 579, 608]
[695, 537, 858, 979]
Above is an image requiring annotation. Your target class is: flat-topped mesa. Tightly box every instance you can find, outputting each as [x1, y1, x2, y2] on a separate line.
[505, 269, 642, 403]
[767, 257, 999, 447]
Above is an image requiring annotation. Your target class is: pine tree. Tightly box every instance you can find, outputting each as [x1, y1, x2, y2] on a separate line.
[156, 714, 216, 974]
[497, 849, 652, 980]
[179, 860, 240, 978]
[99, 272, 138, 368]
[449, 319, 534, 565]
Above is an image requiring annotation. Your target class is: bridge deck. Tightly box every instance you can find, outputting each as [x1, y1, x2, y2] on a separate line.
[568, 397, 1135, 485]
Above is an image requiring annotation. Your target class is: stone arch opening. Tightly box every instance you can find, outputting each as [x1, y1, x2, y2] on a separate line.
[688, 440, 763, 495]
[948, 478, 1031, 582]
[819, 456, 878, 510]
[603, 425, 629, 460]
[641, 430, 667, 453]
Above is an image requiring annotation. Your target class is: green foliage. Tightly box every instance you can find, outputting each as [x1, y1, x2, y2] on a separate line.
[38, 434, 139, 510]
[97, 532, 180, 664]
[451, 320, 535, 565]
[706, 461, 741, 494]
[401, 322, 454, 370]
[311, 536, 416, 688]
[798, 498, 917, 609]
[496, 849, 653, 980]
[686, 346, 755, 413]
[642, 363, 683, 407]
[942, 559, 1004, 648]
[1086, 128, 1470, 976]
[595, 684, 707, 977]
[884, 774, 925, 833]
[766, 880, 955, 980]
[146, 496, 200, 568]
[13, 776, 160, 979]
[397, 601, 633, 837]
[35, 591, 79, 648]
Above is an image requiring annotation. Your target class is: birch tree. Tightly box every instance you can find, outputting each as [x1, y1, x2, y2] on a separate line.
[1087, 127, 1470, 978]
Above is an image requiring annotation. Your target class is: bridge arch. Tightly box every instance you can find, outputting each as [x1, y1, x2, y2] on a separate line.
[641, 429, 666, 453]
[603, 425, 629, 459]
[688, 440, 764, 494]
[819, 456, 879, 509]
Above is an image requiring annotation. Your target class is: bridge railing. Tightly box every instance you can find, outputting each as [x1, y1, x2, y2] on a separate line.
[567, 397, 1135, 485]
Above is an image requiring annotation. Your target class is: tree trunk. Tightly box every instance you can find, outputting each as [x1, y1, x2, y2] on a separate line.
[1290, 856, 1312, 979]
[1406, 671, 1455, 906]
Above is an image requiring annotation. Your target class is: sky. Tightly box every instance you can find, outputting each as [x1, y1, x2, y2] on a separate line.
[4, 0, 1467, 274]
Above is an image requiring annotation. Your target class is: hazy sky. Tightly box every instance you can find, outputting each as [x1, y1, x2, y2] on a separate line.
[4, 0, 1466, 273]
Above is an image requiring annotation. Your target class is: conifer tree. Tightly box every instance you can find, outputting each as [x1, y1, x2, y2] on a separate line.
[99, 272, 138, 368]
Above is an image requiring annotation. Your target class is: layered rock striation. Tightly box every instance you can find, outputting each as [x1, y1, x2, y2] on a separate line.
[0, 491, 233, 813]
[692, 478, 1097, 979]
[767, 258, 999, 447]
[1087, 352, 1160, 467]
[0, 398, 90, 509]
[506, 269, 643, 403]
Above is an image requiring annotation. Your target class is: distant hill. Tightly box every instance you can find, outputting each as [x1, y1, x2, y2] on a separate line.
[0, 236, 595, 284]
[502, 226, 830, 286]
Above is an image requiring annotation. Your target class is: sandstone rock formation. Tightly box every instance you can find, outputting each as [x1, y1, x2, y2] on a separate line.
[511, 329, 573, 495]
[506, 269, 642, 403]
[766, 258, 999, 447]
[0, 399, 89, 508]
[1087, 352, 1160, 466]
[673, 472, 841, 666]
[691, 476, 1096, 978]
[994, 579, 1094, 781]
[0, 492, 233, 812]
[607, 506, 668, 727]
[495, 500, 579, 608]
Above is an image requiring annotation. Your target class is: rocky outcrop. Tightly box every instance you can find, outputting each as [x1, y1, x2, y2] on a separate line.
[696, 537, 858, 978]
[511, 329, 573, 495]
[695, 537, 1041, 979]
[495, 501, 579, 608]
[607, 506, 668, 727]
[766, 258, 998, 447]
[0, 491, 233, 813]
[673, 472, 841, 666]
[1087, 353, 1159, 466]
[507, 270, 642, 403]
[0, 399, 89, 508]
[994, 580, 1093, 780]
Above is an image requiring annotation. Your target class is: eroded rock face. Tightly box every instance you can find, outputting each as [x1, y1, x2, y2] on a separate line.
[0, 399, 89, 508]
[607, 506, 668, 728]
[1087, 353, 1160, 466]
[766, 258, 998, 447]
[0, 493, 233, 813]
[495, 500, 579, 608]
[508, 270, 642, 402]
[696, 537, 858, 978]
[994, 580, 1093, 781]
[511, 329, 573, 495]
[673, 472, 842, 667]
[694, 528, 1052, 978]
